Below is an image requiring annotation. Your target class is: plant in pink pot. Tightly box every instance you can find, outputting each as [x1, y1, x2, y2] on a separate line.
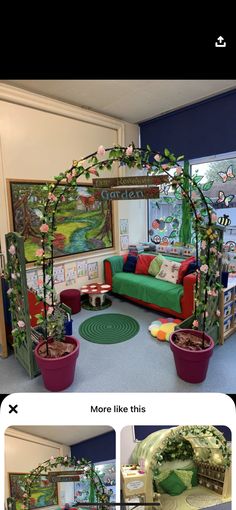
[169, 218, 223, 383]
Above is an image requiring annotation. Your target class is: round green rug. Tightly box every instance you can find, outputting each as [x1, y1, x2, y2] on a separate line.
[79, 313, 140, 344]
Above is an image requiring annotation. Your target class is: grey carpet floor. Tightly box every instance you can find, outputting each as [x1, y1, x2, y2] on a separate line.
[1, 295, 236, 393]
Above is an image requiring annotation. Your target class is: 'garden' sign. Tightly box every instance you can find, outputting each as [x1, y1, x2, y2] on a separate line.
[94, 187, 160, 200]
[92, 176, 167, 187]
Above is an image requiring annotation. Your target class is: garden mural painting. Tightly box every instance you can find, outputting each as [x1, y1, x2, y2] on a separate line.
[8, 181, 113, 262]
[9, 473, 58, 509]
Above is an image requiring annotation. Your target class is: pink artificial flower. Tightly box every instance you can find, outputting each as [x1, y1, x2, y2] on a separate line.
[205, 311, 209, 318]
[154, 153, 161, 162]
[67, 173, 73, 183]
[212, 289, 218, 297]
[216, 309, 221, 317]
[11, 273, 17, 280]
[97, 145, 105, 157]
[207, 290, 213, 296]
[201, 240, 207, 250]
[193, 319, 199, 328]
[161, 164, 169, 170]
[200, 264, 208, 273]
[146, 164, 151, 170]
[40, 223, 49, 233]
[175, 167, 183, 175]
[50, 455, 54, 461]
[89, 167, 99, 175]
[35, 248, 44, 257]
[61, 195, 66, 202]
[23, 493, 28, 498]
[126, 145, 133, 156]
[47, 306, 54, 315]
[211, 213, 217, 223]
[37, 279, 43, 286]
[48, 192, 57, 201]
[8, 244, 16, 255]
[17, 320, 25, 328]
[7, 288, 13, 295]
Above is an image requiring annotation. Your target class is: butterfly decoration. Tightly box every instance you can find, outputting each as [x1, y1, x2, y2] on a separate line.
[160, 184, 170, 195]
[217, 191, 234, 207]
[218, 165, 235, 182]
[152, 218, 166, 231]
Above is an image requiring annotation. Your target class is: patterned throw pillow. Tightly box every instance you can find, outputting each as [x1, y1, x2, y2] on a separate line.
[159, 470, 187, 495]
[174, 469, 193, 489]
[148, 254, 165, 276]
[155, 259, 181, 284]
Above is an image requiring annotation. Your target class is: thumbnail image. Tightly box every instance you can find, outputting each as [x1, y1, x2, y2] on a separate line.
[5, 425, 115, 510]
[121, 425, 231, 510]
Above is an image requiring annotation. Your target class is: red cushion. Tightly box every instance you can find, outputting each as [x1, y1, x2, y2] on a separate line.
[135, 254, 155, 275]
[177, 256, 195, 284]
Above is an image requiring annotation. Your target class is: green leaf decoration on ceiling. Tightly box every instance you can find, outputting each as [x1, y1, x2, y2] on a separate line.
[193, 175, 203, 184]
[175, 189, 182, 200]
[204, 196, 214, 204]
[163, 197, 174, 203]
[202, 181, 214, 191]
[169, 230, 177, 238]
[165, 216, 174, 223]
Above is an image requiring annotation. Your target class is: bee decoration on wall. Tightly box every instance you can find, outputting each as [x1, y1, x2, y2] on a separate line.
[218, 165, 235, 182]
[217, 214, 231, 227]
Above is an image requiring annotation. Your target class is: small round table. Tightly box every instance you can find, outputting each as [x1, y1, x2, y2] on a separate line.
[80, 283, 111, 308]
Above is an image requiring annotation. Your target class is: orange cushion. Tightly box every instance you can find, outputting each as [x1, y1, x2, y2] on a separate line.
[135, 254, 155, 275]
[177, 256, 195, 284]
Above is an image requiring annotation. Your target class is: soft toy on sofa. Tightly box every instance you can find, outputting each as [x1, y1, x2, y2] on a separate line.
[148, 318, 181, 341]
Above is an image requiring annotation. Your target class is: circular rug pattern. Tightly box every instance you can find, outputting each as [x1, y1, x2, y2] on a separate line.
[79, 313, 140, 344]
[81, 297, 112, 311]
[186, 494, 224, 508]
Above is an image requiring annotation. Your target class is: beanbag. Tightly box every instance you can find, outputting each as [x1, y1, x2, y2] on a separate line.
[148, 318, 181, 341]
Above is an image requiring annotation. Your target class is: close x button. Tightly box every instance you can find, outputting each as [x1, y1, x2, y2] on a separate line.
[9, 404, 18, 414]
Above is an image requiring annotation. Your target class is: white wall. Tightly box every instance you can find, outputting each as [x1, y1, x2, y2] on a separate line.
[120, 426, 138, 465]
[0, 84, 141, 293]
[5, 428, 70, 507]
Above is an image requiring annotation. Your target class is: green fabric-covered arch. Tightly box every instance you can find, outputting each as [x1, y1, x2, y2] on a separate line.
[132, 425, 231, 471]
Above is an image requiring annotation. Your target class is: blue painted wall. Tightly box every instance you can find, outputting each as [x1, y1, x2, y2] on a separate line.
[71, 431, 115, 463]
[140, 90, 236, 160]
[134, 425, 231, 441]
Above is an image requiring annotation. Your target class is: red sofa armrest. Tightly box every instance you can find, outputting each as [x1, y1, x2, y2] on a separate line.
[181, 273, 196, 318]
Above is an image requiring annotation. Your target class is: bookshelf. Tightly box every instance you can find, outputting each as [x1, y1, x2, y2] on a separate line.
[196, 462, 231, 498]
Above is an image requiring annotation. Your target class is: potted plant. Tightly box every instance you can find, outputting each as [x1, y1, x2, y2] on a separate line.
[169, 220, 223, 383]
[33, 303, 80, 392]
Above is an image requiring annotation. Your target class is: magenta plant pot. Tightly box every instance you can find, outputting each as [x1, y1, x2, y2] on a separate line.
[169, 329, 214, 383]
[34, 336, 80, 391]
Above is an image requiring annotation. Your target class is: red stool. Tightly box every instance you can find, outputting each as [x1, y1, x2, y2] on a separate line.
[60, 289, 81, 314]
